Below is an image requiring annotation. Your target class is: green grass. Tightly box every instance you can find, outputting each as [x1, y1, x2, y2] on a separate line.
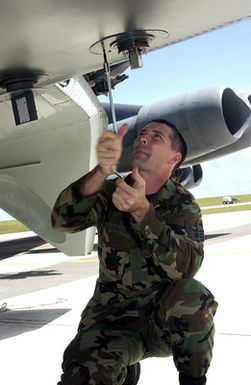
[196, 193, 251, 207]
[197, 193, 251, 215]
[201, 204, 251, 215]
[0, 220, 30, 234]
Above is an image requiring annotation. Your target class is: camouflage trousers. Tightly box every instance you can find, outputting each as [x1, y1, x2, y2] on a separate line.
[58, 278, 218, 385]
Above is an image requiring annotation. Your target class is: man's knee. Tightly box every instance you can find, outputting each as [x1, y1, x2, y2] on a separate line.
[156, 278, 217, 378]
[170, 277, 214, 299]
[59, 331, 130, 385]
[59, 335, 93, 385]
[157, 278, 218, 331]
[176, 278, 218, 324]
[59, 362, 140, 385]
[60, 357, 127, 385]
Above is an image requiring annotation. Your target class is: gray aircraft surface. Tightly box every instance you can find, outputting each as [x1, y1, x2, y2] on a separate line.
[0, 1, 251, 255]
[103, 87, 251, 187]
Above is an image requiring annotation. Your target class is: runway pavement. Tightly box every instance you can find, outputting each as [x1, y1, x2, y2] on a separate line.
[0, 210, 250, 385]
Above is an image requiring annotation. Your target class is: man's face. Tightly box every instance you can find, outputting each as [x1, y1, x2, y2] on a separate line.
[132, 122, 181, 174]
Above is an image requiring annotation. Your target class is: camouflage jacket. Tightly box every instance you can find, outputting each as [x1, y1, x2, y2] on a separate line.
[52, 174, 204, 307]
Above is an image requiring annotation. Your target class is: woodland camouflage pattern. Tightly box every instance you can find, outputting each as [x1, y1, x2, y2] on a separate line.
[52, 174, 218, 385]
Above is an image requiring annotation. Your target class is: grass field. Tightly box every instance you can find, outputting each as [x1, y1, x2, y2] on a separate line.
[196, 193, 251, 215]
[0, 220, 29, 234]
[200, 204, 251, 215]
[196, 193, 251, 207]
[0, 194, 250, 234]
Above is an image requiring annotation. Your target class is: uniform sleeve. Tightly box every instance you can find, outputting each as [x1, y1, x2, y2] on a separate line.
[51, 178, 113, 233]
[130, 198, 204, 280]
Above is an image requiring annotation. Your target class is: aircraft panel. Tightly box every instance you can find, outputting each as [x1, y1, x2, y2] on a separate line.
[0, 0, 250, 90]
[0, 77, 106, 255]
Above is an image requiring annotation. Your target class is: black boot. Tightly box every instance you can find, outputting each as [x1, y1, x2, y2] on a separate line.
[179, 373, 206, 385]
[123, 363, 141, 385]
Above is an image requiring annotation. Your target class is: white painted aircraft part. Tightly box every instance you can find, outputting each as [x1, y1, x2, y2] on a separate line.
[0, 78, 106, 256]
[0, 174, 65, 244]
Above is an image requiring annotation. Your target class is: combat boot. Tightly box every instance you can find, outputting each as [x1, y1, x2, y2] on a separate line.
[123, 363, 141, 385]
[179, 373, 206, 385]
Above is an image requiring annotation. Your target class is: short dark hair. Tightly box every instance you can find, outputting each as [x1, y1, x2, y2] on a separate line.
[147, 119, 187, 168]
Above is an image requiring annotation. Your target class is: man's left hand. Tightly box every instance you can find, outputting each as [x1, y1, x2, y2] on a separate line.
[112, 167, 150, 223]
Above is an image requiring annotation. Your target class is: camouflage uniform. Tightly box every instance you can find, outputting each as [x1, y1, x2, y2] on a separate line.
[52, 174, 218, 385]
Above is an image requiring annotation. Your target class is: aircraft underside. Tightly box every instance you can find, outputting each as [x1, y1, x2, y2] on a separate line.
[0, 0, 251, 255]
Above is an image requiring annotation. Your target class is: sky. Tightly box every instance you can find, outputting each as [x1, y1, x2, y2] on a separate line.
[1, 18, 251, 221]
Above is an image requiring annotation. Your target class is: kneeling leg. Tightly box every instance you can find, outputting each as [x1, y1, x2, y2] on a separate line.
[58, 322, 143, 385]
[157, 278, 218, 379]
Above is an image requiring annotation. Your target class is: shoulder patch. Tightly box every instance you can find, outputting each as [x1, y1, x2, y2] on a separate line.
[185, 223, 205, 242]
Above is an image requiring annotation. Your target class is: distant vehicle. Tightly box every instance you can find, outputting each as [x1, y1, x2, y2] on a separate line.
[222, 196, 238, 204]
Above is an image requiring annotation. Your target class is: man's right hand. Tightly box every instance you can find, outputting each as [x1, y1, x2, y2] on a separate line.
[96, 123, 128, 176]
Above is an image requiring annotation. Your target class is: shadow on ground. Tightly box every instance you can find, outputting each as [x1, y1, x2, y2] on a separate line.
[0, 307, 70, 340]
[205, 232, 230, 241]
[0, 236, 46, 260]
[0, 269, 62, 280]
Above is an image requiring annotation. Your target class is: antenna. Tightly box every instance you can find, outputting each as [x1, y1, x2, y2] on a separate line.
[102, 47, 123, 178]
[102, 48, 117, 133]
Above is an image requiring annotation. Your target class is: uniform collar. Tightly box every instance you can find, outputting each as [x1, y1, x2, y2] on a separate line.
[125, 174, 177, 209]
[147, 179, 176, 208]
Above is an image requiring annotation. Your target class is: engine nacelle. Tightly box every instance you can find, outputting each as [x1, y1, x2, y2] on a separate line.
[180, 164, 203, 189]
[105, 87, 250, 171]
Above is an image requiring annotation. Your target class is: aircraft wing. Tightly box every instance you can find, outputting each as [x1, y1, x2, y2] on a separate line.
[1, 1, 251, 255]
[0, 0, 251, 92]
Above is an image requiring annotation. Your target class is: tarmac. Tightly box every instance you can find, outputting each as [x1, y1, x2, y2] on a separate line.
[0, 210, 250, 385]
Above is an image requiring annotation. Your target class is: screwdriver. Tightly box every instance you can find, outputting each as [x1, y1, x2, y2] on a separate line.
[103, 48, 124, 180]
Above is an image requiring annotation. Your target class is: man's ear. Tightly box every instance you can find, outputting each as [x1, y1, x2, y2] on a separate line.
[170, 152, 182, 166]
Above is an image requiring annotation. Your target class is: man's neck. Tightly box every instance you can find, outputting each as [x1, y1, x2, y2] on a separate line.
[139, 170, 171, 195]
